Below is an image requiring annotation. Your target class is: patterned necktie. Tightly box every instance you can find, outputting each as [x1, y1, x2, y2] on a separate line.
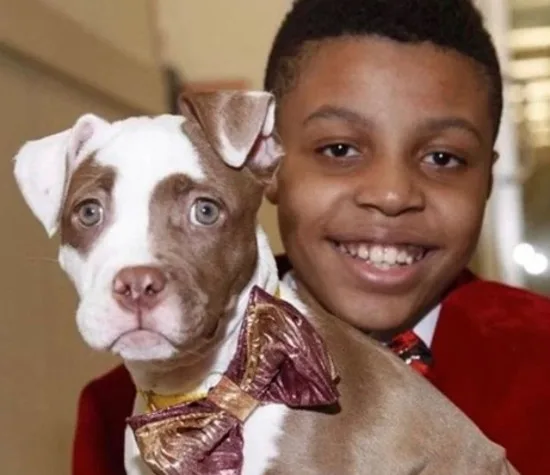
[386, 330, 433, 376]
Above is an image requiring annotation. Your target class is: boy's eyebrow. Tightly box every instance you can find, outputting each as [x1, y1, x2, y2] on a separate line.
[303, 105, 373, 129]
[419, 117, 484, 146]
[304, 107, 484, 145]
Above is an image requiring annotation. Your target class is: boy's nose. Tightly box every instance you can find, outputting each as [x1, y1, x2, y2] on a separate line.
[353, 160, 425, 216]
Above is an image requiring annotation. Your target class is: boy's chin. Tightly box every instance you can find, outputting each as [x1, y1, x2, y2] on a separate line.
[313, 276, 441, 334]
[340, 298, 421, 334]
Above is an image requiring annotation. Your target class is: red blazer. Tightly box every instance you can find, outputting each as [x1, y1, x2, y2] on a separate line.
[72, 265, 550, 475]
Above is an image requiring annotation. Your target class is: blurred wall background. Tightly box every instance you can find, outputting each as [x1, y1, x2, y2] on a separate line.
[472, 0, 550, 293]
[0, 0, 548, 473]
[507, 0, 550, 294]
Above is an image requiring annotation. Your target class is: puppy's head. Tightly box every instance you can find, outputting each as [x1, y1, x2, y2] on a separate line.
[13, 90, 282, 362]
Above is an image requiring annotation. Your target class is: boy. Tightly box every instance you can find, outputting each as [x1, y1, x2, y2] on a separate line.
[72, 1, 550, 474]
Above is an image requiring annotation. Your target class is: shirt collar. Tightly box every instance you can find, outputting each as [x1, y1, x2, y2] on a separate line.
[412, 304, 440, 348]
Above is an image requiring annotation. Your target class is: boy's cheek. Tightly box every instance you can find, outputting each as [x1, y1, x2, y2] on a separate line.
[437, 197, 486, 265]
[277, 178, 343, 235]
[264, 153, 298, 206]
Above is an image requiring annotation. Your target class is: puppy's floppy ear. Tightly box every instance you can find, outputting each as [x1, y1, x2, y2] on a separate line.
[13, 113, 109, 237]
[178, 90, 283, 181]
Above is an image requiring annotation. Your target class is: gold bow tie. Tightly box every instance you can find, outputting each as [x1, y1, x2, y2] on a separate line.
[127, 286, 340, 475]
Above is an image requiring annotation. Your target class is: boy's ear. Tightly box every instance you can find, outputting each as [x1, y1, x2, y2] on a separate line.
[178, 90, 284, 183]
[487, 150, 500, 200]
[13, 113, 109, 237]
[265, 171, 280, 204]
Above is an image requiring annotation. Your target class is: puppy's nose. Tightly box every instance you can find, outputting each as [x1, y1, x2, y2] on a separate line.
[112, 266, 167, 312]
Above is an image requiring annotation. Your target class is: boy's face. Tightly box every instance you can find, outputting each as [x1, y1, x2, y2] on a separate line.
[268, 37, 496, 332]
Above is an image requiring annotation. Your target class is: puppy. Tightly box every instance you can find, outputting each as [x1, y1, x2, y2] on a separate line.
[13, 90, 518, 474]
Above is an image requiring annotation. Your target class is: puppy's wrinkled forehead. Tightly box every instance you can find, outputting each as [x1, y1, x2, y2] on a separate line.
[60, 115, 206, 250]
[60, 108, 269, 260]
[98, 115, 205, 182]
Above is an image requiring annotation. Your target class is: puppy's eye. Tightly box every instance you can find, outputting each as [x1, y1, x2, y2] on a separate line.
[190, 198, 221, 226]
[75, 199, 103, 227]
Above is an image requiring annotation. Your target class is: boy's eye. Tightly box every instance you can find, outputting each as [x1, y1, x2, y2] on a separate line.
[316, 143, 361, 159]
[422, 151, 465, 168]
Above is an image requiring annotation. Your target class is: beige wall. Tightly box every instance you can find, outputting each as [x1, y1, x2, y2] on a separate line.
[1, 0, 166, 114]
[0, 0, 165, 473]
[157, 0, 291, 87]
[0, 51, 123, 473]
[156, 1, 293, 253]
[38, 0, 159, 67]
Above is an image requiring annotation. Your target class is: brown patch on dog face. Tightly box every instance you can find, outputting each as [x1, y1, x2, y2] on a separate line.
[60, 156, 116, 255]
[147, 117, 266, 344]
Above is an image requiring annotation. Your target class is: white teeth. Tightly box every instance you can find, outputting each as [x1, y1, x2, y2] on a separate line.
[370, 245, 384, 264]
[384, 247, 398, 265]
[397, 251, 408, 263]
[358, 244, 369, 259]
[337, 241, 425, 267]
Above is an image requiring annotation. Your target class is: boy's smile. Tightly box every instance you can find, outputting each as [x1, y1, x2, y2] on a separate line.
[268, 37, 496, 332]
[328, 227, 439, 295]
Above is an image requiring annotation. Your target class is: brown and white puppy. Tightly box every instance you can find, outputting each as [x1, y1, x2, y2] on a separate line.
[13, 91, 517, 475]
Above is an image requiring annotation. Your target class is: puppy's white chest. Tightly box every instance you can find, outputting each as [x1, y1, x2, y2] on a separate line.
[242, 403, 288, 475]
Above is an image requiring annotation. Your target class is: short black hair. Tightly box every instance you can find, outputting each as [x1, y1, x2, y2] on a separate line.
[264, 0, 503, 139]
